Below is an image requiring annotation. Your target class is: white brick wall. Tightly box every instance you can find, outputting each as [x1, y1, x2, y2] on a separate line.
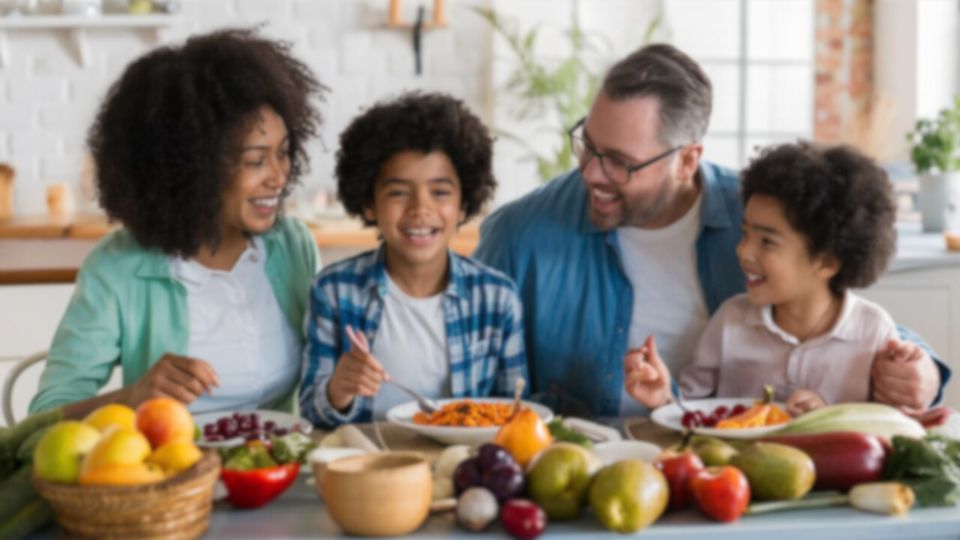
[0, 0, 496, 213]
[0, 0, 673, 214]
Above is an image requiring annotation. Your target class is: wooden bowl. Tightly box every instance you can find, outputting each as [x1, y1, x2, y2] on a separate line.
[33, 451, 220, 540]
[307, 447, 368, 499]
[322, 452, 431, 536]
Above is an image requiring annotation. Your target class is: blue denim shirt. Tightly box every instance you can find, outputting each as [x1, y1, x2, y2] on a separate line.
[474, 163, 951, 417]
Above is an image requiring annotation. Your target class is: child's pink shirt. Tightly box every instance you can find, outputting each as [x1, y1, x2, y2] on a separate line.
[679, 292, 897, 404]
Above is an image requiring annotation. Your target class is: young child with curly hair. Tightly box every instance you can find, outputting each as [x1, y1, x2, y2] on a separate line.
[625, 142, 918, 416]
[300, 92, 528, 426]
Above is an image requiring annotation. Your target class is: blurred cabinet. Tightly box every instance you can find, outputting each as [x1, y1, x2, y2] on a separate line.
[860, 266, 960, 410]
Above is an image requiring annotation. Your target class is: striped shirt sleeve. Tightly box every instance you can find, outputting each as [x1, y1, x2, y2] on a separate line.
[299, 276, 365, 428]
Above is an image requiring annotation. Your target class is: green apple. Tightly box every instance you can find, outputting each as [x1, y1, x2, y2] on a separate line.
[33, 421, 101, 483]
[527, 442, 599, 520]
[589, 459, 668, 533]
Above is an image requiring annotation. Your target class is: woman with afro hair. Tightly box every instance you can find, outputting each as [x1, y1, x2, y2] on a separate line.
[30, 28, 326, 418]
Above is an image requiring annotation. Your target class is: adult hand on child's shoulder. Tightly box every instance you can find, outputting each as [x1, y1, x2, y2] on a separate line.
[786, 388, 825, 417]
[870, 339, 940, 414]
[623, 335, 672, 409]
[122, 353, 220, 407]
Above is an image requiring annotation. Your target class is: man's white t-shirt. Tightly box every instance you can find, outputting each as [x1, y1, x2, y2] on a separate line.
[370, 274, 451, 419]
[618, 194, 710, 416]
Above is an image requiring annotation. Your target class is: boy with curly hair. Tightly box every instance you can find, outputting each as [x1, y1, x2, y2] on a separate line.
[625, 142, 917, 416]
[300, 92, 528, 426]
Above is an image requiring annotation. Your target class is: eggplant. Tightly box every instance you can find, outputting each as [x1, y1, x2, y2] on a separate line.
[761, 431, 889, 491]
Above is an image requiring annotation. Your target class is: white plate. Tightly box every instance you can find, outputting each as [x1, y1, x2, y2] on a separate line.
[193, 410, 313, 449]
[386, 398, 553, 446]
[650, 398, 790, 440]
[592, 440, 662, 465]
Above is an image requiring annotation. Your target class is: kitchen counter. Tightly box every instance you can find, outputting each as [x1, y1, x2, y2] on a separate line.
[0, 213, 480, 284]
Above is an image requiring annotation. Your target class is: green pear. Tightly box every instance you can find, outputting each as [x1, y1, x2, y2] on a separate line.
[527, 443, 599, 520]
[33, 421, 101, 483]
[589, 459, 668, 533]
[690, 436, 740, 466]
[731, 442, 815, 501]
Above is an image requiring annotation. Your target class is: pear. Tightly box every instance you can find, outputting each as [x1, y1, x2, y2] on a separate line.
[730, 442, 815, 501]
[690, 436, 740, 466]
[527, 443, 600, 520]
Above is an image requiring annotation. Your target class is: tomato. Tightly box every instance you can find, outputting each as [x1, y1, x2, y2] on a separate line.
[690, 466, 750, 522]
[654, 450, 705, 510]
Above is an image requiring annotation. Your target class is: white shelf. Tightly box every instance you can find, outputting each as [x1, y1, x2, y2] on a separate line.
[0, 14, 176, 29]
[0, 14, 178, 67]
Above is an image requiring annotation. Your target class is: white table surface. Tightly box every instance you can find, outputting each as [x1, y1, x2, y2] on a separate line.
[192, 480, 960, 539]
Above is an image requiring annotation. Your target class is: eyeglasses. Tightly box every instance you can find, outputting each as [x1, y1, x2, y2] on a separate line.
[567, 117, 681, 185]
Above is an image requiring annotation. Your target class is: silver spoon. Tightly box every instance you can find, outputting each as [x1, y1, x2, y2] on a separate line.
[344, 325, 438, 415]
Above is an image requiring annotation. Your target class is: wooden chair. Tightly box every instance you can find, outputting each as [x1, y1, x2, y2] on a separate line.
[2, 350, 47, 426]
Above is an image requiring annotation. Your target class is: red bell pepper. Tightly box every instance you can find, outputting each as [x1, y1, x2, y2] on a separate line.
[220, 462, 300, 509]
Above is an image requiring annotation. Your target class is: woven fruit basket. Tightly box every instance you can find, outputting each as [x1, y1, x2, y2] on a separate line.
[33, 451, 221, 540]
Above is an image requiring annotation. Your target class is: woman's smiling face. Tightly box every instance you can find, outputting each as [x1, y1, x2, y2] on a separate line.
[220, 105, 291, 238]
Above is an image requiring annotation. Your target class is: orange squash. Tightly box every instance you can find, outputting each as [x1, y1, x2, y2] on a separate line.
[492, 406, 553, 468]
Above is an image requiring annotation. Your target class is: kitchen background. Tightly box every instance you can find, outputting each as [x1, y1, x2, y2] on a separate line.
[1, 0, 960, 424]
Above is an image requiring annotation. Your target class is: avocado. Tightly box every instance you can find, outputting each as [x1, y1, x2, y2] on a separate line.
[730, 442, 815, 501]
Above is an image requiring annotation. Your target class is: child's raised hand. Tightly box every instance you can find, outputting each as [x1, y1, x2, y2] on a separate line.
[327, 326, 389, 411]
[786, 388, 825, 417]
[624, 335, 673, 409]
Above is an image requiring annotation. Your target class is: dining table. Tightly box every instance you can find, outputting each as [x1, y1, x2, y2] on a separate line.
[31, 419, 960, 539]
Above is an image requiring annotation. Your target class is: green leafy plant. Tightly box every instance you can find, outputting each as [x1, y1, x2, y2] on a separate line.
[472, 6, 661, 182]
[907, 95, 960, 175]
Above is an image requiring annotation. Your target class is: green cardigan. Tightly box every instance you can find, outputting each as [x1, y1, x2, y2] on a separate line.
[29, 217, 320, 415]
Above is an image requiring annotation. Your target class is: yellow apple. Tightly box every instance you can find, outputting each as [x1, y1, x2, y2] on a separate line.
[79, 463, 166, 486]
[33, 421, 101, 483]
[147, 441, 202, 474]
[82, 403, 137, 433]
[81, 427, 152, 475]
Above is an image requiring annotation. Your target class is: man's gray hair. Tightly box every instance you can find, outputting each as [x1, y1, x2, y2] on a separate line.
[601, 43, 712, 147]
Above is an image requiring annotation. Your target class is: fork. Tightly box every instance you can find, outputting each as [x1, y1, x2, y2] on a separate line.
[344, 325, 438, 415]
[665, 385, 693, 414]
[384, 379, 438, 415]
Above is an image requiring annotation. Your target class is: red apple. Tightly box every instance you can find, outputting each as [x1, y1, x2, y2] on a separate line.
[500, 499, 547, 539]
[655, 449, 705, 510]
[690, 466, 751, 522]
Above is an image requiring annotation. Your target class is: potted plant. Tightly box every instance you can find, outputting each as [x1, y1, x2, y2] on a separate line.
[906, 95, 960, 232]
[472, 5, 661, 182]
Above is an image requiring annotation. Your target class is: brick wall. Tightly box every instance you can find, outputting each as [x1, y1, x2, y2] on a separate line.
[0, 0, 493, 214]
[814, 0, 876, 151]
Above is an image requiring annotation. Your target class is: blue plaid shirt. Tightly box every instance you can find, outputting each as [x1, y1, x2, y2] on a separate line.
[300, 246, 529, 428]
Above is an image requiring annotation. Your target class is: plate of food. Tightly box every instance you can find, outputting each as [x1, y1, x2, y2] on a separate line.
[650, 397, 791, 440]
[386, 398, 553, 446]
[194, 410, 313, 448]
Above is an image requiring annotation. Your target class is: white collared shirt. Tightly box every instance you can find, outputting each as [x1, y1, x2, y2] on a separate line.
[168, 237, 300, 413]
[680, 291, 898, 404]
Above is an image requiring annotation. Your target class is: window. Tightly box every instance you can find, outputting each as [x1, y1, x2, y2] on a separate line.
[666, 0, 815, 168]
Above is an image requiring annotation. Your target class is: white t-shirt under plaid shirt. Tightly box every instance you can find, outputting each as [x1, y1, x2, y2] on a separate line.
[299, 246, 529, 428]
